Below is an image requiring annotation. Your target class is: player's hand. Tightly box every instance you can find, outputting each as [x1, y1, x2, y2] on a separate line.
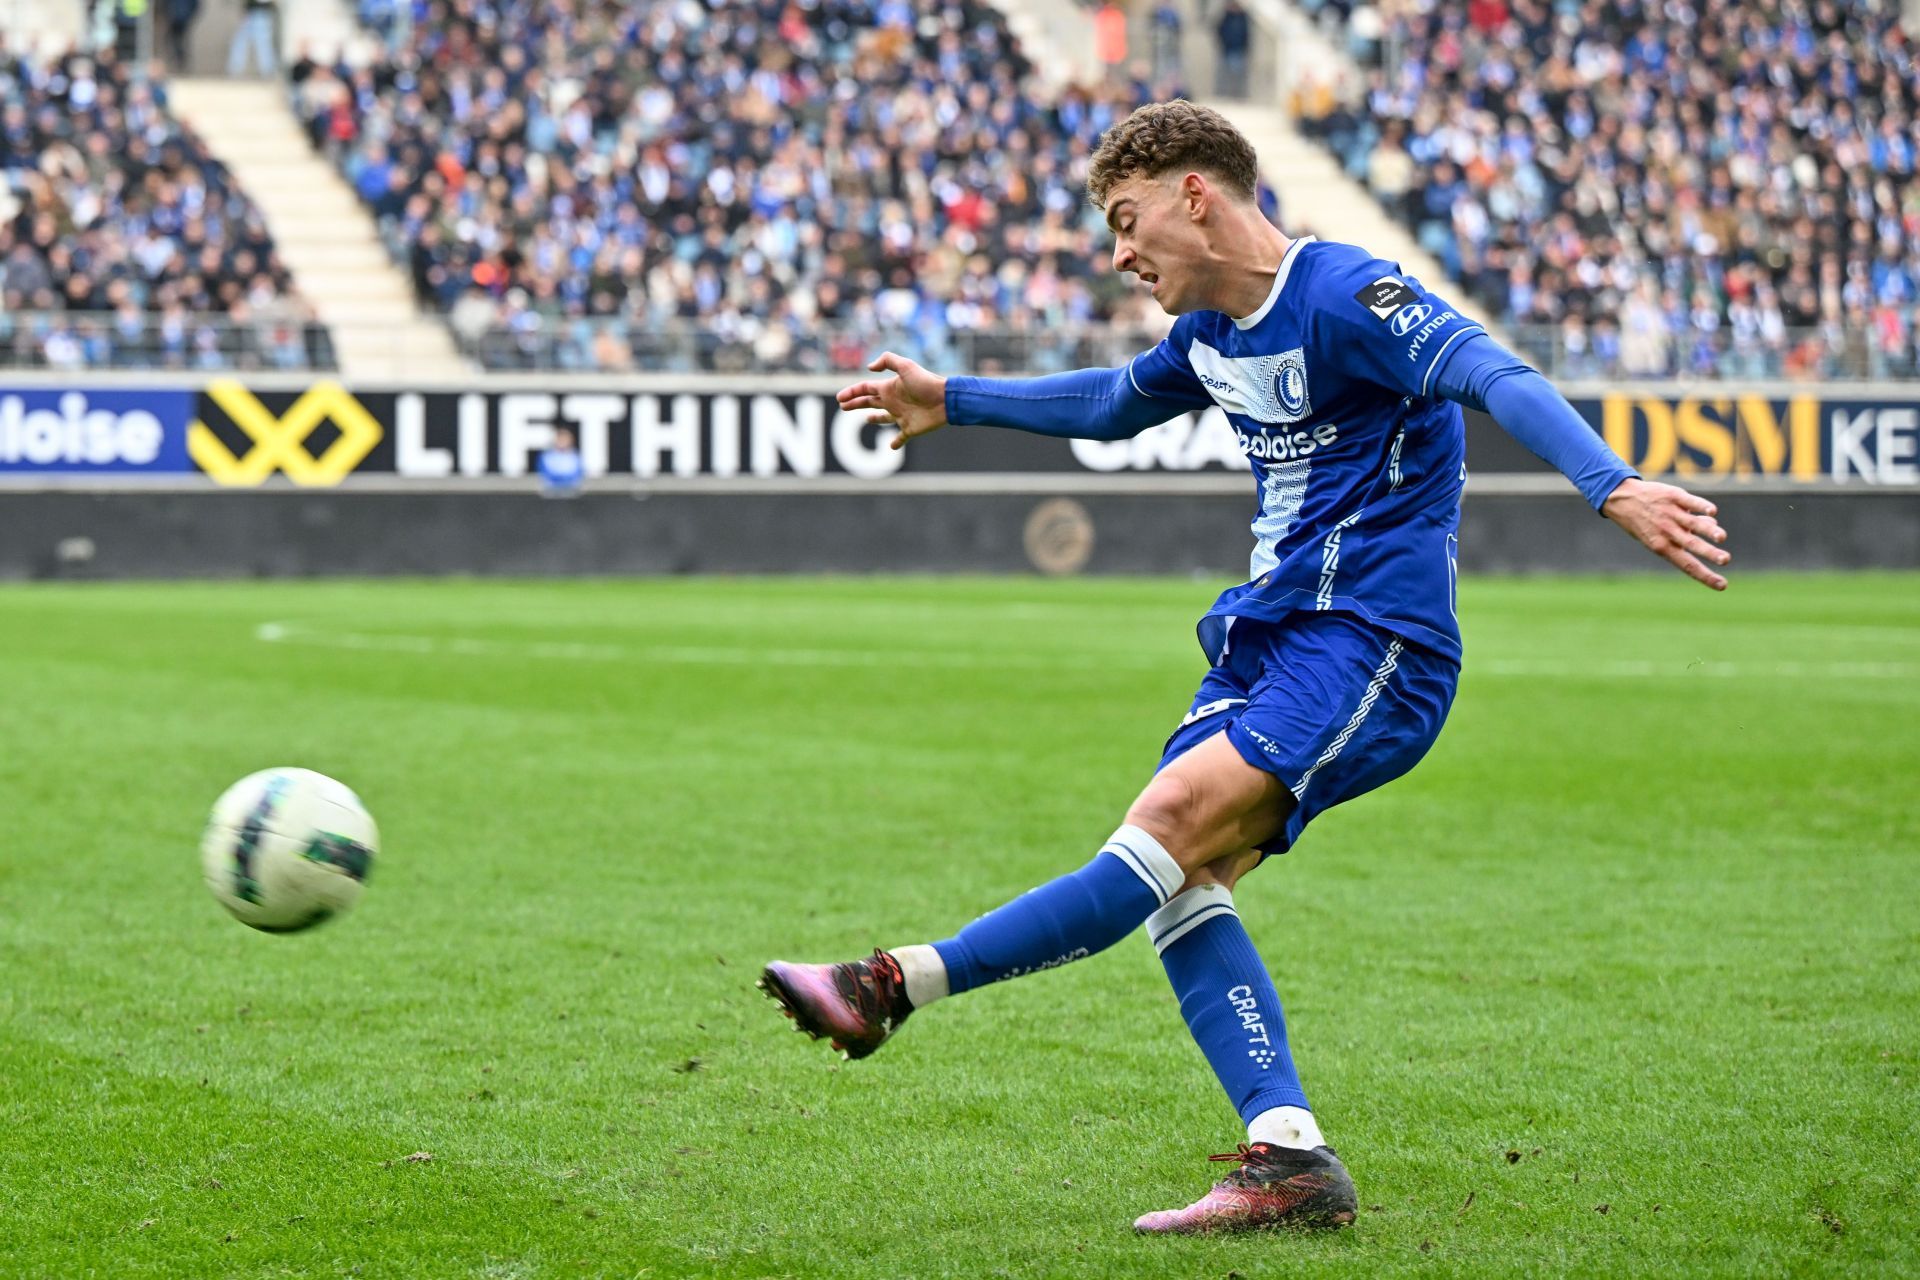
[836, 352, 949, 449]
[1601, 477, 1731, 591]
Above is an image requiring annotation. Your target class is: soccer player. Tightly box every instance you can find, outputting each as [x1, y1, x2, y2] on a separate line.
[760, 102, 1730, 1234]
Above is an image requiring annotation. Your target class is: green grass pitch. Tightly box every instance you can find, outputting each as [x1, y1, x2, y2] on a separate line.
[1, 572, 1915, 1278]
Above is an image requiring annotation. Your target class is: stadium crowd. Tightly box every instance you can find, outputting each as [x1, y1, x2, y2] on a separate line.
[1296, 0, 1920, 378]
[0, 43, 330, 370]
[12, 0, 1914, 382]
[293, 0, 1186, 371]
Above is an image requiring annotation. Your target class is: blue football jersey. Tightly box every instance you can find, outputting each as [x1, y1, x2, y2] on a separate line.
[1126, 237, 1486, 663]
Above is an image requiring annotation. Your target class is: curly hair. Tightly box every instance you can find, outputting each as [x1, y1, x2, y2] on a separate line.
[1086, 100, 1261, 206]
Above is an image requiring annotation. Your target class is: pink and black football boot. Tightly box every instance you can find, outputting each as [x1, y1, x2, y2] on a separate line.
[757, 949, 912, 1060]
[1133, 1143, 1358, 1235]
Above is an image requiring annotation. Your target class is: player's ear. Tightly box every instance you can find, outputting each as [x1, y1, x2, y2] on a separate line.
[1182, 171, 1208, 221]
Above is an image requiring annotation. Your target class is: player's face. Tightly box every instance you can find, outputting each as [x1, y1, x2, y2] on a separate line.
[1104, 174, 1203, 314]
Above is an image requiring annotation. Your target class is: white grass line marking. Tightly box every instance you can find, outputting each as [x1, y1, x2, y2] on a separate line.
[254, 624, 1920, 681]
[1477, 658, 1920, 680]
[253, 622, 1179, 671]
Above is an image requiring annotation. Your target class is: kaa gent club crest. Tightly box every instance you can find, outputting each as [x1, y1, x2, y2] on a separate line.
[1272, 349, 1311, 422]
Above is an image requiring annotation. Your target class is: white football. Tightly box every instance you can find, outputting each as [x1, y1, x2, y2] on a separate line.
[201, 768, 378, 932]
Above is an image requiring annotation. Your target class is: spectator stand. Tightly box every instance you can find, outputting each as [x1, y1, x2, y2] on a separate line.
[1290, 0, 1920, 380]
[296, 0, 1174, 372]
[0, 40, 333, 369]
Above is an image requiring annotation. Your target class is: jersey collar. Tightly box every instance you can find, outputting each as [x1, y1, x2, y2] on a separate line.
[1232, 235, 1316, 331]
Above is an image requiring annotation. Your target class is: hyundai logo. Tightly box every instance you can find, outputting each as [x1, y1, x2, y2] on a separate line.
[1390, 303, 1432, 337]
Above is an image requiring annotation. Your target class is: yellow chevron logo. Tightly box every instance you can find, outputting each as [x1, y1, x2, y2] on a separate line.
[189, 380, 382, 486]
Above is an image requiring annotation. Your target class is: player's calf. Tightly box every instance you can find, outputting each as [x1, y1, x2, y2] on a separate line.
[758, 820, 1190, 1062]
[760, 738, 1287, 1064]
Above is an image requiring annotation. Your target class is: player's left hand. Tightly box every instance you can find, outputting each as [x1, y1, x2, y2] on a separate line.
[1601, 477, 1731, 590]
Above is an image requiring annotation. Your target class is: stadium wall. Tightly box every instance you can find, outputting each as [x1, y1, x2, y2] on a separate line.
[2, 375, 1915, 580]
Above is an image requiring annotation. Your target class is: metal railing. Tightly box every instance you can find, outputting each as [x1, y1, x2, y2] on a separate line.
[1505, 325, 1920, 384]
[459, 316, 1920, 381]
[449, 319, 1169, 377]
[8, 309, 1919, 383]
[0, 313, 337, 373]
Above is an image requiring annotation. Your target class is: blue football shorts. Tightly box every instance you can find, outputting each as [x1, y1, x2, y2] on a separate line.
[1156, 610, 1459, 856]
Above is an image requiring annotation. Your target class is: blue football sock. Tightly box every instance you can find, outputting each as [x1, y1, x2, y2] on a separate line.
[930, 824, 1184, 996]
[1149, 883, 1310, 1124]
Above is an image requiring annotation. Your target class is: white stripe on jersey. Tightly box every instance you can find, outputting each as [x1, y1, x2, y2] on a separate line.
[1315, 507, 1366, 609]
[1249, 459, 1311, 578]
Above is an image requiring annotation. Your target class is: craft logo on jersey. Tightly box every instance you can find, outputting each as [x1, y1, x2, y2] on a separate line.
[1355, 274, 1420, 320]
[1272, 349, 1311, 420]
[1390, 303, 1433, 337]
[1186, 341, 1310, 424]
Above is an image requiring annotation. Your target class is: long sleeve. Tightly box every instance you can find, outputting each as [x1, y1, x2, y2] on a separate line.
[943, 320, 1215, 442]
[944, 366, 1177, 442]
[1431, 332, 1638, 511]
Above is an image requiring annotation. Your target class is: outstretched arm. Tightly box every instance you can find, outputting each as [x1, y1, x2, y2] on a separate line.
[944, 364, 1174, 442]
[838, 336, 1212, 450]
[1433, 334, 1732, 591]
[837, 352, 1180, 449]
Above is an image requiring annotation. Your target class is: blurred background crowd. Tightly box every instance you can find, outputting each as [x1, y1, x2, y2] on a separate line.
[1294, 0, 1920, 378]
[1, 41, 331, 370]
[4, 0, 1917, 380]
[290, 0, 1182, 372]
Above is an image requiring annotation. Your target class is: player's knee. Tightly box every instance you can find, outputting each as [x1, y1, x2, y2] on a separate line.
[1126, 773, 1210, 868]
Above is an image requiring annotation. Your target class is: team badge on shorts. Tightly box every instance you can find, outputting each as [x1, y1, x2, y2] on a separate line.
[1272, 349, 1311, 422]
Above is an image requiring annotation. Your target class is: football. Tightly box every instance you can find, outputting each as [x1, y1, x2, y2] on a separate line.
[201, 768, 378, 932]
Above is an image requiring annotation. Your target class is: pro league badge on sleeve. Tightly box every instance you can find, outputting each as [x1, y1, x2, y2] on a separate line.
[1355, 276, 1421, 321]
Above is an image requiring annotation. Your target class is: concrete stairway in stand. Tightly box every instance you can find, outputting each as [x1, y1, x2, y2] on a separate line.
[978, 0, 1101, 87]
[165, 77, 468, 380]
[280, 0, 365, 62]
[1206, 100, 1512, 346]
[1203, 101, 1442, 273]
[983, 0, 1509, 344]
[2, 0, 86, 53]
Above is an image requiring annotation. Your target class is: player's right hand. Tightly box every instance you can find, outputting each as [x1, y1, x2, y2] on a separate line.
[836, 352, 949, 449]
